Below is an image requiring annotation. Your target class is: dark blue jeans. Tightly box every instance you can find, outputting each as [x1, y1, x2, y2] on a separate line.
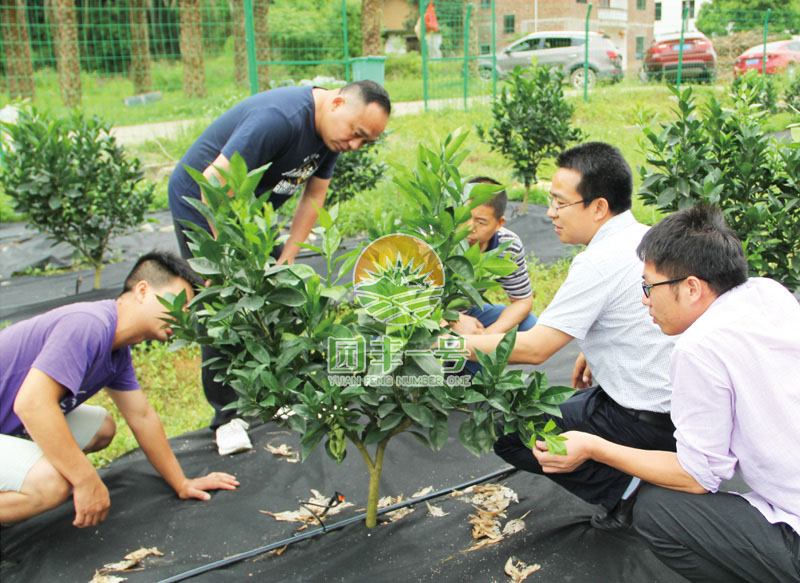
[174, 219, 282, 429]
[494, 386, 676, 510]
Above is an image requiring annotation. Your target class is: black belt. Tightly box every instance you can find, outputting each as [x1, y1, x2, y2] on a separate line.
[618, 405, 674, 431]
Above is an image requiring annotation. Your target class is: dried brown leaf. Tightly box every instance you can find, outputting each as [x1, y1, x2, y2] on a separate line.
[412, 485, 435, 498]
[504, 556, 542, 582]
[265, 443, 299, 463]
[502, 518, 526, 536]
[260, 489, 354, 525]
[97, 547, 163, 575]
[425, 501, 449, 517]
[89, 573, 127, 583]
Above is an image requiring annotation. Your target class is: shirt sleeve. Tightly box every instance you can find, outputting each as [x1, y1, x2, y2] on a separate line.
[315, 151, 340, 180]
[536, 253, 608, 340]
[496, 233, 533, 300]
[670, 347, 737, 492]
[107, 347, 140, 392]
[30, 314, 107, 397]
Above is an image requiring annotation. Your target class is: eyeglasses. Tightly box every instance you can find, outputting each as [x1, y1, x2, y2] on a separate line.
[548, 197, 585, 213]
[641, 277, 688, 298]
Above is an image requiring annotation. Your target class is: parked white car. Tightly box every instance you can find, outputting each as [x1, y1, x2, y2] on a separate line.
[479, 31, 623, 88]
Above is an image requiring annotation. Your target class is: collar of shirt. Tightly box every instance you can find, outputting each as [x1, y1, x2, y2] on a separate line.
[586, 209, 636, 249]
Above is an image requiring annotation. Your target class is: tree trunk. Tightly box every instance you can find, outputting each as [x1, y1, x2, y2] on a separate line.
[252, 0, 270, 92]
[361, 0, 382, 56]
[129, 0, 152, 94]
[0, 0, 36, 100]
[53, 0, 82, 107]
[522, 182, 530, 215]
[179, 0, 206, 98]
[230, 0, 247, 87]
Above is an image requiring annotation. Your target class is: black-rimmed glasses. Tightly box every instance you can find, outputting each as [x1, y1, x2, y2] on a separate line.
[641, 277, 687, 298]
[548, 197, 585, 213]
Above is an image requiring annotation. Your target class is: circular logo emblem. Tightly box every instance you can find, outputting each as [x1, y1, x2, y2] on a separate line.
[353, 234, 444, 325]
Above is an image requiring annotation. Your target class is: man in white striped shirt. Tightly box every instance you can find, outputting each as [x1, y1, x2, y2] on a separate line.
[463, 143, 677, 530]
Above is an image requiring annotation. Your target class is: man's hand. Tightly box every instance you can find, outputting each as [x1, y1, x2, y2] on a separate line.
[532, 431, 597, 473]
[571, 352, 593, 389]
[176, 472, 240, 501]
[72, 473, 110, 527]
[448, 313, 485, 335]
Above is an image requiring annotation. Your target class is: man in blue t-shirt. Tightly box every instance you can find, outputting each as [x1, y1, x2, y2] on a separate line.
[0, 252, 239, 527]
[168, 81, 391, 443]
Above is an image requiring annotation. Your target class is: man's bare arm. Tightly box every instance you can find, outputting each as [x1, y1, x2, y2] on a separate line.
[277, 176, 330, 265]
[464, 323, 574, 365]
[483, 295, 534, 335]
[109, 389, 239, 499]
[13, 369, 110, 527]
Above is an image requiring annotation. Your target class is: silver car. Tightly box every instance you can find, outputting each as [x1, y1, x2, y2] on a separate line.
[479, 31, 623, 88]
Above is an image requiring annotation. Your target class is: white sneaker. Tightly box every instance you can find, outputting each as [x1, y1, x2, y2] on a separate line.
[215, 418, 252, 455]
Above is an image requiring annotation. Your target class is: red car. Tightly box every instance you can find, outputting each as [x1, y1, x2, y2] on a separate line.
[643, 32, 717, 82]
[734, 39, 800, 77]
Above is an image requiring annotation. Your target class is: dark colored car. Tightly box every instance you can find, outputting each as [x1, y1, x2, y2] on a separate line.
[478, 31, 623, 88]
[642, 32, 717, 82]
[734, 39, 800, 77]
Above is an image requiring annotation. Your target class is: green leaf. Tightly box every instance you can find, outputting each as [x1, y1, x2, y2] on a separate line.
[400, 402, 436, 428]
[446, 255, 475, 280]
[266, 287, 306, 306]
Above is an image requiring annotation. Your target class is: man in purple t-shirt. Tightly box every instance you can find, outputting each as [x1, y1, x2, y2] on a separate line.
[0, 251, 239, 528]
[531, 206, 800, 583]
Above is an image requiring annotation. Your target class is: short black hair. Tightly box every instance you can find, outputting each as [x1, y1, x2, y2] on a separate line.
[467, 176, 507, 220]
[637, 205, 748, 296]
[556, 142, 632, 214]
[341, 80, 391, 115]
[121, 250, 203, 295]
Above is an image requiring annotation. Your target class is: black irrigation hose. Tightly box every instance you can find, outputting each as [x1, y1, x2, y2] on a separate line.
[156, 466, 518, 583]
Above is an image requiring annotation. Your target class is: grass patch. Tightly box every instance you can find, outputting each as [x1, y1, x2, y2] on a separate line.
[86, 343, 209, 468]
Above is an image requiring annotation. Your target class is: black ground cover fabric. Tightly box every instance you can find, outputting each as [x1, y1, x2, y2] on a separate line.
[0, 410, 688, 583]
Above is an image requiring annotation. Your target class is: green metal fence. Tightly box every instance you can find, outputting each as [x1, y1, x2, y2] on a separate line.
[0, 0, 358, 124]
[4, 1, 799, 127]
[419, 0, 496, 111]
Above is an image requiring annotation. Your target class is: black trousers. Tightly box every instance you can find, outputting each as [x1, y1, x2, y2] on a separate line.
[174, 220, 282, 429]
[493, 385, 676, 510]
[634, 483, 800, 583]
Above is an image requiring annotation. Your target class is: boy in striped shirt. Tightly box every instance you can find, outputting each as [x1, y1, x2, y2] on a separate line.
[452, 176, 536, 340]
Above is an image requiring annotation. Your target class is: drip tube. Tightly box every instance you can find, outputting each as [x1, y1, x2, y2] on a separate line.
[156, 466, 517, 583]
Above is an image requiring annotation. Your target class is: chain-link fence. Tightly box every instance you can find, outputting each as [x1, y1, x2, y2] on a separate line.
[0, 0, 357, 124]
[697, 9, 800, 83]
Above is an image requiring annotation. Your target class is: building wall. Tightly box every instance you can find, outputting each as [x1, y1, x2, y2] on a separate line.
[653, 0, 712, 37]
[383, 0, 412, 31]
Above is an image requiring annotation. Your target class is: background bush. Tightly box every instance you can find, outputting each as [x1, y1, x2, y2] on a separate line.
[638, 85, 800, 290]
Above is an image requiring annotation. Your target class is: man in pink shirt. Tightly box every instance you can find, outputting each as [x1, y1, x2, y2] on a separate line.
[532, 205, 800, 582]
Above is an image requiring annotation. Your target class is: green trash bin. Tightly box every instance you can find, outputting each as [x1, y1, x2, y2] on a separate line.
[350, 56, 386, 85]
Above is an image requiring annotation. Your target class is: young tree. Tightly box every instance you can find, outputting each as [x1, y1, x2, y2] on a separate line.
[477, 66, 583, 214]
[0, 107, 154, 288]
[164, 134, 575, 528]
